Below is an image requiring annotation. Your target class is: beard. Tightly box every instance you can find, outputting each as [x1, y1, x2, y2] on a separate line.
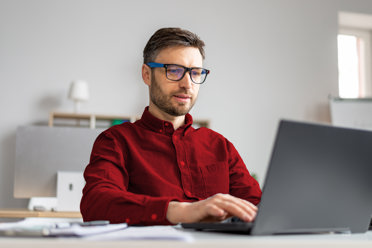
[149, 74, 197, 117]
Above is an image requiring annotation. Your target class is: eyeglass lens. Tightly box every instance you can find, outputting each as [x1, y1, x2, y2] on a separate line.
[166, 65, 207, 84]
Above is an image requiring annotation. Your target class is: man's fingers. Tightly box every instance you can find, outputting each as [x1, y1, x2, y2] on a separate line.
[205, 203, 226, 216]
[205, 194, 258, 222]
[234, 198, 258, 221]
[204, 204, 229, 221]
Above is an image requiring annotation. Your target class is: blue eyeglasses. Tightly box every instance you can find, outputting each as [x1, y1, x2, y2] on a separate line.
[147, 62, 210, 84]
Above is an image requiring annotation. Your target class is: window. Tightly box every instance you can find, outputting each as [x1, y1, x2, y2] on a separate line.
[337, 29, 371, 98]
[338, 11, 372, 98]
[337, 33, 364, 98]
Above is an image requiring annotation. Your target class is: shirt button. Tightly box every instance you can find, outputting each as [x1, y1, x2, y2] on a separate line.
[151, 214, 157, 220]
[165, 123, 169, 127]
[180, 161, 185, 166]
[185, 190, 191, 196]
[125, 218, 130, 224]
[159, 129, 163, 133]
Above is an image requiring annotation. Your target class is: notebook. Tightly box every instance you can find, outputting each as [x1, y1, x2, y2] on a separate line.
[182, 120, 372, 235]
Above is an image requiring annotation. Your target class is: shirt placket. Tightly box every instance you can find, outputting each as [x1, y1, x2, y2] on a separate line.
[172, 131, 193, 198]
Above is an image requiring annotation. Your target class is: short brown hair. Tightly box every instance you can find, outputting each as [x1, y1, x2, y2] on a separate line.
[143, 27, 205, 64]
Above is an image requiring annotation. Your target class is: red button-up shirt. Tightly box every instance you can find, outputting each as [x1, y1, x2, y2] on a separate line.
[80, 108, 262, 225]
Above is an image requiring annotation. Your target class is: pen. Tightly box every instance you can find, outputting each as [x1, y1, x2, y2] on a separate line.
[76, 220, 110, 226]
[53, 220, 109, 229]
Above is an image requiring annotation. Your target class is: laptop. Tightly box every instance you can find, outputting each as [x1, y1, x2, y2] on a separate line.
[182, 120, 372, 235]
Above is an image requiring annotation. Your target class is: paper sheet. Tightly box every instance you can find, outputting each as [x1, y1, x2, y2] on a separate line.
[0, 219, 193, 241]
[85, 225, 194, 242]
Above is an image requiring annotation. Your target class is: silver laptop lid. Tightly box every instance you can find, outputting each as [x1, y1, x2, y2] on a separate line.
[252, 120, 372, 235]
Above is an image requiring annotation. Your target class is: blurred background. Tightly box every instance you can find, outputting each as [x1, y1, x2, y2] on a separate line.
[1, 0, 372, 208]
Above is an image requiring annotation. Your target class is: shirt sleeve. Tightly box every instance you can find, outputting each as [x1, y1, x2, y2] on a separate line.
[80, 131, 177, 225]
[226, 139, 262, 205]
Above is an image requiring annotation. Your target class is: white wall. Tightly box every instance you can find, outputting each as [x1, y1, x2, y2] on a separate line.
[1, 0, 372, 208]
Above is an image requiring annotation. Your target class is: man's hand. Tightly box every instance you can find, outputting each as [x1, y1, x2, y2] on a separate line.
[166, 193, 258, 224]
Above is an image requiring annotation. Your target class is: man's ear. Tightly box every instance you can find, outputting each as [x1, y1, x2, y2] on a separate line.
[142, 64, 152, 86]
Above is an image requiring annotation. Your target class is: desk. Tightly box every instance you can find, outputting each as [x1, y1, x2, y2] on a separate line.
[0, 209, 82, 219]
[0, 228, 371, 248]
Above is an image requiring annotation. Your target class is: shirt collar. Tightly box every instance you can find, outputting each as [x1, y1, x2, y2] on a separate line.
[138, 107, 193, 135]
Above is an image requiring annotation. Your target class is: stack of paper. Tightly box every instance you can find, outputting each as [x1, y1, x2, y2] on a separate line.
[0, 218, 127, 237]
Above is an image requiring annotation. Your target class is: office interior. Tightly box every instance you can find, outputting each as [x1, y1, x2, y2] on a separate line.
[0, 0, 372, 215]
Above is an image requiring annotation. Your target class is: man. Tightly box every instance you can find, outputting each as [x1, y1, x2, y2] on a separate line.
[80, 27, 262, 225]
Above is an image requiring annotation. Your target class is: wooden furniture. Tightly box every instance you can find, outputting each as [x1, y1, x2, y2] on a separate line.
[49, 111, 210, 129]
[0, 209, 82, 219]
[49, 112, 137, 129]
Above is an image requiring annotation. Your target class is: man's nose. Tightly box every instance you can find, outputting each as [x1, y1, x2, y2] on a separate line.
[178, 71, 193, 89]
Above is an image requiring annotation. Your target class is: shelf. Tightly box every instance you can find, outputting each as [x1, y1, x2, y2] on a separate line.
[49, 112, 137, 129]
[49, 112, 210, 129]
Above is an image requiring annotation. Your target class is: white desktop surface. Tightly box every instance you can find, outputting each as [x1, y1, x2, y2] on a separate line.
[0, 227, 371, 248]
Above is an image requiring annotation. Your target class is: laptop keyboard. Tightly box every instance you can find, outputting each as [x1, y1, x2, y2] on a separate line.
[181, 217, 254, 233]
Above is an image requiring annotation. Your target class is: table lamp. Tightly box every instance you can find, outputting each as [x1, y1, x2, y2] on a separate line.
[68, 80, 89, 113]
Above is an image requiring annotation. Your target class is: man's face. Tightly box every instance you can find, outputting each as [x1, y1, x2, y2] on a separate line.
[147, 46, 203, 117]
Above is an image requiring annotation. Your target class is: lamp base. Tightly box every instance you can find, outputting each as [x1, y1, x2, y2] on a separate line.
[73, 101, 81, 113]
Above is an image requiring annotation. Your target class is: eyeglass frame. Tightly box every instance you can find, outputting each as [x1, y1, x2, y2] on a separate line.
[146, 62, 210, 84]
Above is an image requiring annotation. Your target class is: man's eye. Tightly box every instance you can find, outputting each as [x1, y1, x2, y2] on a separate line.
[168, 69, 183, 74]
[191, 71, 202, 76]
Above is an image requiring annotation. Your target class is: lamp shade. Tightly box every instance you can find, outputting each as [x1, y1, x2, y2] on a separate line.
[68, 80, 89, 101]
